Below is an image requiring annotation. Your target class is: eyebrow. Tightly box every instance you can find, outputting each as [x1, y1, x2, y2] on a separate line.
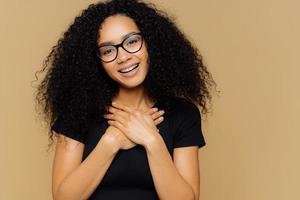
[98, 31, 138, 47]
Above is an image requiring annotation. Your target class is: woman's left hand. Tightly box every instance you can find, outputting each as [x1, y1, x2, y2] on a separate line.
[104, 102, 162, 146]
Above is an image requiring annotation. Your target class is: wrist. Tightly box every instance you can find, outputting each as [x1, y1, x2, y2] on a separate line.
[143, 131, 163, 152]
[99, 133, 120, 154]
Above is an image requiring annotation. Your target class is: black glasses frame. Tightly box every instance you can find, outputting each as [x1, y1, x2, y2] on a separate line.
[96, 32, 143, 63]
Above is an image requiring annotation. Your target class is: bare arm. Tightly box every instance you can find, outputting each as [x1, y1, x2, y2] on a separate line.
[173, 146, 201, 200]
[52, 132, 119, 200]
[52, 108, 164, 200]
[144, 133, 197, 200]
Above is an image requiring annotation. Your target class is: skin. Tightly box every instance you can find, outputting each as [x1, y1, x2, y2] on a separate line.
[52, 14, 166, 200]
[97, 14, 153, 111]
[52, 14, 201, 200]
[98, 14, 164, 149]
[100, 15, 201, 200]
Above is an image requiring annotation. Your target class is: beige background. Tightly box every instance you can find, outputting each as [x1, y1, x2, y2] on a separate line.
[1, 0, 299, 199]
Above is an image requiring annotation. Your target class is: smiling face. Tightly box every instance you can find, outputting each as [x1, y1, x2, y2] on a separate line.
[97, 14, 149, 89]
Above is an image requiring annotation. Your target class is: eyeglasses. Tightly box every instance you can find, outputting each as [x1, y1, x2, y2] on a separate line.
[96, 32, 144, 63]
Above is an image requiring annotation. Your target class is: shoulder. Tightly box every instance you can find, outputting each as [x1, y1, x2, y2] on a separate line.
[51, 116, 88, 144]
[170, 97, 199, 114]
[166, 97, 201, 123]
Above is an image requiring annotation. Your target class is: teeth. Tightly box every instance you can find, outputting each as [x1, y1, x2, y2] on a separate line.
[120, 64, 138, 73]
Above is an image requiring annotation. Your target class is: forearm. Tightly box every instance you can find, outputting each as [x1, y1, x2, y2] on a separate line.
[54, 138, 119, 200]
[144, 134, 195, 200]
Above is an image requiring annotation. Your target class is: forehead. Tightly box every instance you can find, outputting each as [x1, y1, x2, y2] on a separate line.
[98, 15, 140, 43]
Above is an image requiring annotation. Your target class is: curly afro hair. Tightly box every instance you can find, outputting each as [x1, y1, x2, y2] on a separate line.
[34, 0, 217, 149]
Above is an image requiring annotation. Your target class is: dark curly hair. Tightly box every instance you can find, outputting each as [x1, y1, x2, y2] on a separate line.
[33, 0, 218, 150]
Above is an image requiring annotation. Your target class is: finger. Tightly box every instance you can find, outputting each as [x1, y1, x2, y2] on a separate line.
[108, 106, 128, 118]
[154, 116, 164, 125]
[108, 120, 126, 133]
[151, 110, 165, 120]
[104, 106, 109, 113]
[103, 113, 114, 120]
[111, 102, 134, 113]
[146, 107, 158, 115]
[104, 113, 127, 125]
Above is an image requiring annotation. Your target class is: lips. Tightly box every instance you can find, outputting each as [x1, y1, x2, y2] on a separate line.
[117, 63, 140, 77]
[118, 63, 139, 73]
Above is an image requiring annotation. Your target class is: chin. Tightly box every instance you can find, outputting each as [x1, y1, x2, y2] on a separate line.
[118, 77, 145, 89]
[116, 67, 148, 88]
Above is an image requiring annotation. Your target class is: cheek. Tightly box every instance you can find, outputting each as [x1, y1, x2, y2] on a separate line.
[143, 52, 149, 69]
[138, 50, 149, 71]
[139, 47, 149, 63]
[102, 65, 109, 73]
[102, 64, 115, 77]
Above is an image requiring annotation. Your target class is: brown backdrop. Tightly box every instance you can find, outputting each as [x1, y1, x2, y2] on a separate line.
[1, 0, 299, 199]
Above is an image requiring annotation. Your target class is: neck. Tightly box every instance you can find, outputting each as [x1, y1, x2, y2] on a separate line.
[112, 85, 154, 109]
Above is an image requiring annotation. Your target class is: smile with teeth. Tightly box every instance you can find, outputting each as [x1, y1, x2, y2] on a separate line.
[119, 63, 139, 73]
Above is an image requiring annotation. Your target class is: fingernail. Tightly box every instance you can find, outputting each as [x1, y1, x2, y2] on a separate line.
[160, 110, 165, 113]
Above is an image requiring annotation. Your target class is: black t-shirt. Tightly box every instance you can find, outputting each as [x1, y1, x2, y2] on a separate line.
[52, 97, 206, 200]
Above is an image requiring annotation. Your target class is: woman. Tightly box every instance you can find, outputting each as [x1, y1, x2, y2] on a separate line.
[35, 0, 216, 199]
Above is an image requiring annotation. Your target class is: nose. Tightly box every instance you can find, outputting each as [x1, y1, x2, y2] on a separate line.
[116, 46, 131, 64]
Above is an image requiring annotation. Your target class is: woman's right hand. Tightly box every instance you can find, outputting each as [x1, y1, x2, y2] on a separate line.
[103, 107, 164, 150]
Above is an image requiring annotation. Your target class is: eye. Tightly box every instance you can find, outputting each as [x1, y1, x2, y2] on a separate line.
[128, 39, 138, 45]
[100, 46, 115, 56]
[125, 34, 142, 45]
[104, 49, 112, 55]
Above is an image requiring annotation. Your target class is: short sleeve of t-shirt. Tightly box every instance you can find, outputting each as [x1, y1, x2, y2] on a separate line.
[173, 101, 206, 148]
[51, 117, 85, 144]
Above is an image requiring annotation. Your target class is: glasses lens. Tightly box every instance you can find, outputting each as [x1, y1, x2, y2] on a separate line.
[97, 33, 143, 62]
[99, 46, 117, 62]
[123, 34, 143, 53]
